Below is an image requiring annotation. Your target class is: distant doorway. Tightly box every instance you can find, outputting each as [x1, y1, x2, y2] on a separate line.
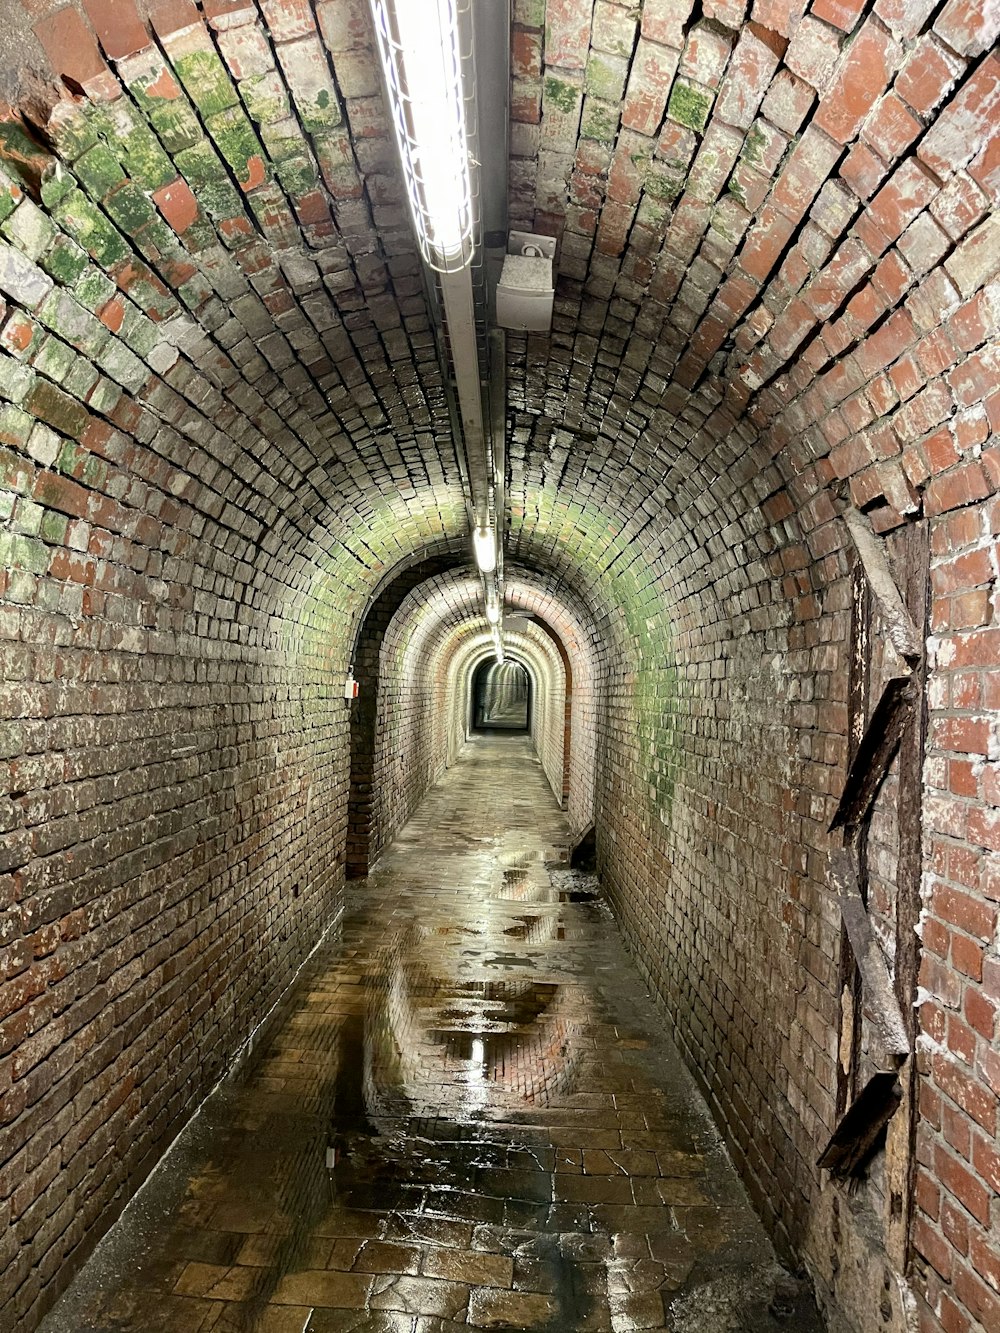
[472, 660, 530, 731]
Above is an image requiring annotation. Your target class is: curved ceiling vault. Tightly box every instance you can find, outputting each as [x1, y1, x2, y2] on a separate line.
[1, 3, 998, 1332]
[5, 0, 989, 653]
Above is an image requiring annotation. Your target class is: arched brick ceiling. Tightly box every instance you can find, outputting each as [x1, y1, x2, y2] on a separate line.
[370, 563, 601, 820]
[1, 0, 992, 645]
[375, 568, 598, 687]
[1, 6, 998, 1330]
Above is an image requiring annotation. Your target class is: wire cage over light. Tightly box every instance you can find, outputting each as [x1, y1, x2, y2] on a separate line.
[370, 0, 476, 273]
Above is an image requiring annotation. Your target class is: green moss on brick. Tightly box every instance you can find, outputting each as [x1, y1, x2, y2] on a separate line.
[53, 191, 129, 268]
[585, 52, 628, 102]
[40, 237, 88, 289]
[32, 335, 76, 383]
[104, 182, 157, 235]
[240, 75, 291, 127]
[298, 88, 342, 134]
[74, 143, 126, 200]
[0, 532, 50, 574]
[275, 155, 319, 197]
[73, 266, 116, 312]
[544, 76, 581, 116]
[174, 142, 243, 219]
[174, 49, 238, 119]
[741, 124, 766, 167]
[120, 130, 175, 192]
[636, 195, 669, 228]
[27, 379, 88, 438]
[39, 509, 69, 544]
[147, 101, 203, 155]
[262, 121, 307, 163]
[0, 184, 19, 225]
[580, 97, 619, 142]
[644, 167, 683, 202]
[667, 81, 712, 132]
[39, 166, 76, 211]
[205, 107, 269, 189]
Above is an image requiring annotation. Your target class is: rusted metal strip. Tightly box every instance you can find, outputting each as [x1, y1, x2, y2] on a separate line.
[829, 672, 919, 833]
[817, 1071, 903, 1174]
[843, 508, 922, 664]
[828, 849, 910, 1060]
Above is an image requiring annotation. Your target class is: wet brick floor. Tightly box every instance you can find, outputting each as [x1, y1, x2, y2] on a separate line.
[41, 735, 824, 1333]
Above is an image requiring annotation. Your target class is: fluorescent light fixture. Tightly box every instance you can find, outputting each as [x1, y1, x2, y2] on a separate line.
[485, 599, 500, 625]
[369, 0, 474, 272]
[472, 525, 497, 573]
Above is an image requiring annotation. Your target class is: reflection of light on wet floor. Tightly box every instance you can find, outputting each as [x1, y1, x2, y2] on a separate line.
[39, 734, 822, 1333]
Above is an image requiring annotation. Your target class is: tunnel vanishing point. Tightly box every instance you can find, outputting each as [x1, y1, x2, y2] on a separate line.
[0, 0, 998, 1329]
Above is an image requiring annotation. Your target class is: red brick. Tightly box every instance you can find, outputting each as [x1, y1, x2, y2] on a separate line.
[34, 8, 110, 87]
[972, 1132, 1000, 1191]
[642, 0, 698, 50]
[965, 989, 995, 1040]
[874, 0, 938, 38]
[713, 23, 784, 129]
[970, 1234, 1000, 1297]
[811, 0, 865, 32]
[545, 0, 592, 68]
[954, 1259, 1000, 1329]
[933, 0, 1000, 56]
[746, 0, 800, 32]
[863, 92, 922, 161]
[914, 1215, 954, 1281]
[925, 463, 991, 518]
[152, 178, 199, 235]
[839, 142, 888, 201]
[785, 16, 842, 91]
[679, 23, 734, 88]
[934, 886, 998, 942]
[149, 0, 200, 39]
[760, 68, 815, 134]
[934, 1053, 998, 1131]
[895, 36, 966, 115]
[814, 22, 902, 145]
[622, 39, 680, 136]
[942, 1197, 972, 1256]
[919, 55, 1000, 180]
[81, 0, 152, 58]
[867, 158, 939, 241]
[738, 205, 796, 282]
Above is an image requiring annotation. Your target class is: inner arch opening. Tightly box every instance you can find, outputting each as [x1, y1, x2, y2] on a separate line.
[471, 659, 531, 732]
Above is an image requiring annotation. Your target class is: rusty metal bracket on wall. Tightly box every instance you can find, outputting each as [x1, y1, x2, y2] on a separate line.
[818, 509, 925, 1176]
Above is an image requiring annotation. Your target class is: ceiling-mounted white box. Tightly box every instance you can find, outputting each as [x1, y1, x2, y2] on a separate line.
[496, 232, 556, 332]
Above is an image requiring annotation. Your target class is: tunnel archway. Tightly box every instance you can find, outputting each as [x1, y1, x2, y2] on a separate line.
[346, 562, 597, 876]
[470, 658, 531, 732]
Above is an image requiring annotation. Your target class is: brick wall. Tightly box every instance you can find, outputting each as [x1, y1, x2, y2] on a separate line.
[504, 0, 999, 1326]
[0, 477, 352, 1333]
[0, 0, 997, 1330]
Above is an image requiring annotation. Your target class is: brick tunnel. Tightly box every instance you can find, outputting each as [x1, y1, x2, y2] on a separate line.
[0, 0, 998, 1330]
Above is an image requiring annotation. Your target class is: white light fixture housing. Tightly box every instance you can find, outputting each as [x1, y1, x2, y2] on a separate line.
[496, 232, 556, 332]
[485, 598, 500, 625]
[472, 524, 497, 573]
[369, 0, 474, 273]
